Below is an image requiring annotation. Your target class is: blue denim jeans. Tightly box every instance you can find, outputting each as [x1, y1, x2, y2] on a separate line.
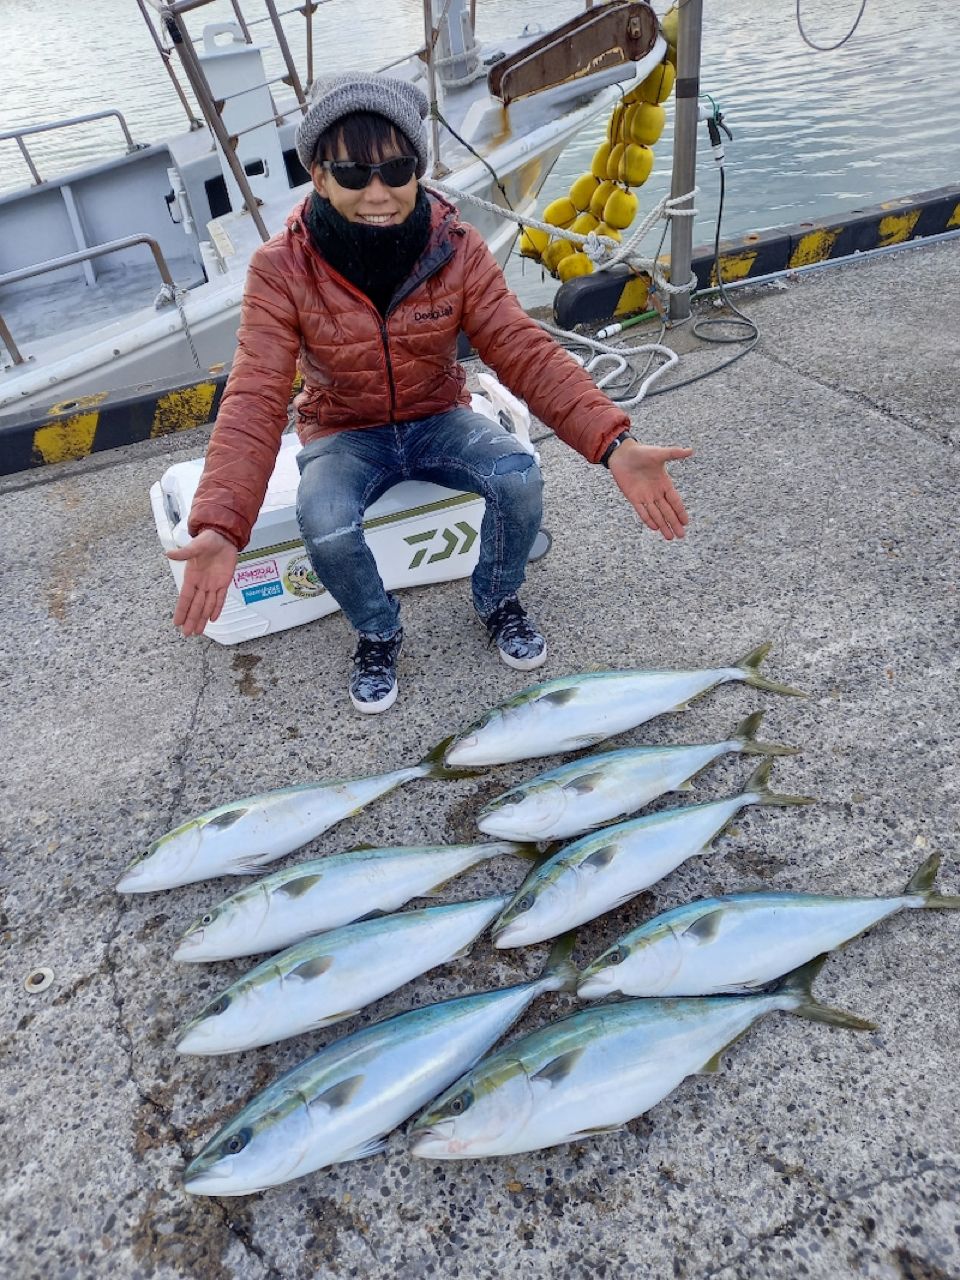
[295, 407, 543, 637]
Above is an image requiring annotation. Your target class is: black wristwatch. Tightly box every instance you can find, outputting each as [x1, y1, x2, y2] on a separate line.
[600, 430, 633, 468]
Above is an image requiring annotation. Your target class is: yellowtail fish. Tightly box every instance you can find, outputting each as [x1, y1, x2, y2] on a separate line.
[410, 957, 872, 1159]
[117, 737, 470, 893]
[182, 937, 578, 1195]
[578, 854, 960, 998]
[442, 642, 804, 768]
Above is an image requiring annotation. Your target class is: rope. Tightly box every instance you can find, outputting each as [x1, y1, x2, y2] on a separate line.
[154, 282, 203, 372]
[422, 178, 699, 297]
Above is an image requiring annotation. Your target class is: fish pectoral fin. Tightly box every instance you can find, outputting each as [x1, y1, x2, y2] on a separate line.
[582, 844, 618, 870]
[563, 772, 607, 795]
[450, 943, 477, 961]
[540, 688, 579, 707]
[289, 955, 334, 981]
[276, 875, 324, 899]
[312, 1075, 365, 1110]
[204, 807, 251, 831]
[570, 1123, 624, 1138]
[683, 910, 724, 943]
[530, 1047, 584, 1087]
[675, 780, 695, 792]
[337, 1134, 388, 1162]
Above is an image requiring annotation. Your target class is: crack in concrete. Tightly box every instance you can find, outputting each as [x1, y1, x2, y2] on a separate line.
[754, 347, 957, 452]
[99, 648, 286, 1280]
[700, 1158, 960, 1279]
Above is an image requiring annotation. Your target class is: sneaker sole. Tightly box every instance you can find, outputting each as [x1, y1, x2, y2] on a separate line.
[498, 644, 547, 671]
[350, 681, 399, 713]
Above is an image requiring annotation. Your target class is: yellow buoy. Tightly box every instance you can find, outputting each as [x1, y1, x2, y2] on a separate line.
[568, 173, 600, 212]
[518, 226, 550, 258]
[557, 252, 594, 282]
[594, 222, 622, 243]
[628, 104, 666, 148]
[591, 143, 613, 180]
[570, 211, 600, 237]
[603, 187, 639, 230]
[665, 42, 677, 69]
[543, 197, 577, 229]
[637, 61, 676, 104]
[660, 5, 679, 46]
[606, 104, 626, 143]
[619, 144, 654, 187]
[606, 143, 626, 182]
[542, 238, 575, 273]
[589, 179, 618, 219]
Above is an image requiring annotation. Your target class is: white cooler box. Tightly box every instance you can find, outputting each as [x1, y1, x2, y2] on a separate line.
[151, 375, 541, 645]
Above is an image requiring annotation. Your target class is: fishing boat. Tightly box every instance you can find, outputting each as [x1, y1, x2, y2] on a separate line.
[0, 0, 665, 419]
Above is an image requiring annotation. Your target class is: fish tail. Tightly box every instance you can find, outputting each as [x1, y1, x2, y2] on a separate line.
[734, 710, 801, 758]
[743, 759, 816, 807]
[539, 930, 580, 993]
[904, 852, 960, 908]
[775, 955, 876, 1031]
[735, 642, 807, 698]
[418, 734, 484, 780]
[509, 841, 556, 863]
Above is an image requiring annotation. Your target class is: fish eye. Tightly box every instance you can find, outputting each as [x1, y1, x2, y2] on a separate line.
[607, 946, 626, 966]
[515, 894, 534, 913]
[201, 912, 215, 926]
[222, 1127, 251, 1157]
[209, 995, 230, 1016]
[449, 1089, 474, 1116]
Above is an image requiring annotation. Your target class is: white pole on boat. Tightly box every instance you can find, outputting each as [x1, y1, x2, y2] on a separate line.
[668, 0, 703, 323]
[422, 0, 446, 178]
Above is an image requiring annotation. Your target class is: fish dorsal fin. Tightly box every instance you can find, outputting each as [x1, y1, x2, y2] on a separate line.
[205, 807, 249, 831]
[289, 955, 334, 981]
[583, 844, 618, 870]
[676, 780, 695, 792]
[684, 910, 723, 943]
[351, 843, 378, 852]
[313, 1075, 364, 1110]
[530, 1047, 584, 1086]
[563, 772, 607, 795]
[356, 908, 387, 922]
[541, 688, 579, 707]
[276, 874, 324, 898]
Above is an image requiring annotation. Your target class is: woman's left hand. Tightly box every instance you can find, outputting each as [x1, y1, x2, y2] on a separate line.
[609, 439, 693, 540]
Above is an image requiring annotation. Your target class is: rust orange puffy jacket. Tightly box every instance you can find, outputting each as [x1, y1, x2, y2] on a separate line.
[189, 193, 630, 549]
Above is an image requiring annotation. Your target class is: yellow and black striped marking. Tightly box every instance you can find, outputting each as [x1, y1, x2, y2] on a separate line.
[0, 372, 228, 477]
[554, 184, 960, 328]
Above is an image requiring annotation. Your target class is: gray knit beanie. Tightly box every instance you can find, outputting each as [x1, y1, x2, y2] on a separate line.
[296, 74, 430, 177]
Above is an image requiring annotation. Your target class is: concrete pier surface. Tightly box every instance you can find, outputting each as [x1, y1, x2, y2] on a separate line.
[2, 236, 958, 1280]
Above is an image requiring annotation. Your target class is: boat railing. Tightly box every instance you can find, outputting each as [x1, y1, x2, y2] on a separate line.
[0, 236, 177, 368]
[1, 112, 147, 187]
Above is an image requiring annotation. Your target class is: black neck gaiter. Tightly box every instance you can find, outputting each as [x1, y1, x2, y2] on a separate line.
[304, 188, 432, 316]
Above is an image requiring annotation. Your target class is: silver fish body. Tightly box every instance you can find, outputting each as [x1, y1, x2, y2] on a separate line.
[117, 765, 426, 893]
[410, 961, 871, 1159]
[176, 894, 512, 1055]
[491, 760, 812, 949]
[443, 642, 802, 769]
[578, 854, 960, 998]
[174, 841, 527, 962]
[476, 711, 795, 842]
[182, 954, 577, 1195]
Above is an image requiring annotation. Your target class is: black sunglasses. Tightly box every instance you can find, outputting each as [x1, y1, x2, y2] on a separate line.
[322, 156, 418, 191]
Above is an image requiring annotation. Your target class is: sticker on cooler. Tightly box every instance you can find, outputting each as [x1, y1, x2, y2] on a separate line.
[235, 559, 282, 605]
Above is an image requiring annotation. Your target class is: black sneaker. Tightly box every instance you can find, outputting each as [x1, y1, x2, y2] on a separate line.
[480, 596, 547, 671]
[349, 630, 403, 713]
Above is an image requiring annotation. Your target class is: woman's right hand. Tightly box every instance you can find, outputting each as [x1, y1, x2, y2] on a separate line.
[168, 529, 238, 636]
